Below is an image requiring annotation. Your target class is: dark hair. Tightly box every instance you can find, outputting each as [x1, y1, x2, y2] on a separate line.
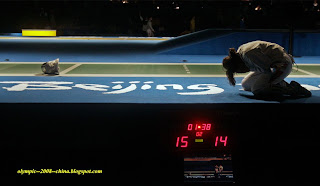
[222, 48, 243, 86]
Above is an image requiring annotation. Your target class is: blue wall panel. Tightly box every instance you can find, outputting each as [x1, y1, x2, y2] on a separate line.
[293, 33, 320, 56]
[160, 32, 290, 55]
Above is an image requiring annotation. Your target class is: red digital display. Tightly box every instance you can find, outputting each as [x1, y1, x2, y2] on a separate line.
[176, 136, 228, 148]
[176, 123, 228, 149]
[187, 124, 211, 131]
[215, 136, 228, 147]
[176, 136, 189, 148]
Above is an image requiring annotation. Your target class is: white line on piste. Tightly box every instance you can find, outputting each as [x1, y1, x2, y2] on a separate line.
[1, 74, 320, 78]
[292, 66, 318, 76]
[183, 64, 191, 74]
[59, 64, 82, 75]
[0, 62, 223, 65]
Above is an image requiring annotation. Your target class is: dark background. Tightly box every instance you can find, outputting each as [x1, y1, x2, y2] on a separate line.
[0, 0, 320, 36]
[1, 1, 320, 185]
[1, 103, 320, 185]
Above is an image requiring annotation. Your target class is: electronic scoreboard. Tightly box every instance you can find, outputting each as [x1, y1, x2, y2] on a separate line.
[176, 122, 234, 183]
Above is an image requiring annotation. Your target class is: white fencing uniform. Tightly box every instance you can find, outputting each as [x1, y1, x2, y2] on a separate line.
[41, 58, 60, 75]
[146, 20, 154, 37]
[237, 41, 293, 93]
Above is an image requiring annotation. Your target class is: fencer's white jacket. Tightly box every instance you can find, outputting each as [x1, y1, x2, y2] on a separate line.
[147, 20, 154, 32]
[237, 40, 289, 73]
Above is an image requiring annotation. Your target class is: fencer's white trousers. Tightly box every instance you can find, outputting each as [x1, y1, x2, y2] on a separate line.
[241, 54, 293, 93]
[147, 29, 153, 37]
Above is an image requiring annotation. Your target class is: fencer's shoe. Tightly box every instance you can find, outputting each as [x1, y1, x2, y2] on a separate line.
[41, 58, 60, 75]
[289, 81, 312, 98]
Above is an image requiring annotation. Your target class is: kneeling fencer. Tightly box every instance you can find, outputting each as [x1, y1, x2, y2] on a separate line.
[41, 58, 60, 75]
[222, 40, 311, 98]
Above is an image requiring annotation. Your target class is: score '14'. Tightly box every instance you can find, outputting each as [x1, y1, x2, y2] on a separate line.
[215, 136, 228, 147]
